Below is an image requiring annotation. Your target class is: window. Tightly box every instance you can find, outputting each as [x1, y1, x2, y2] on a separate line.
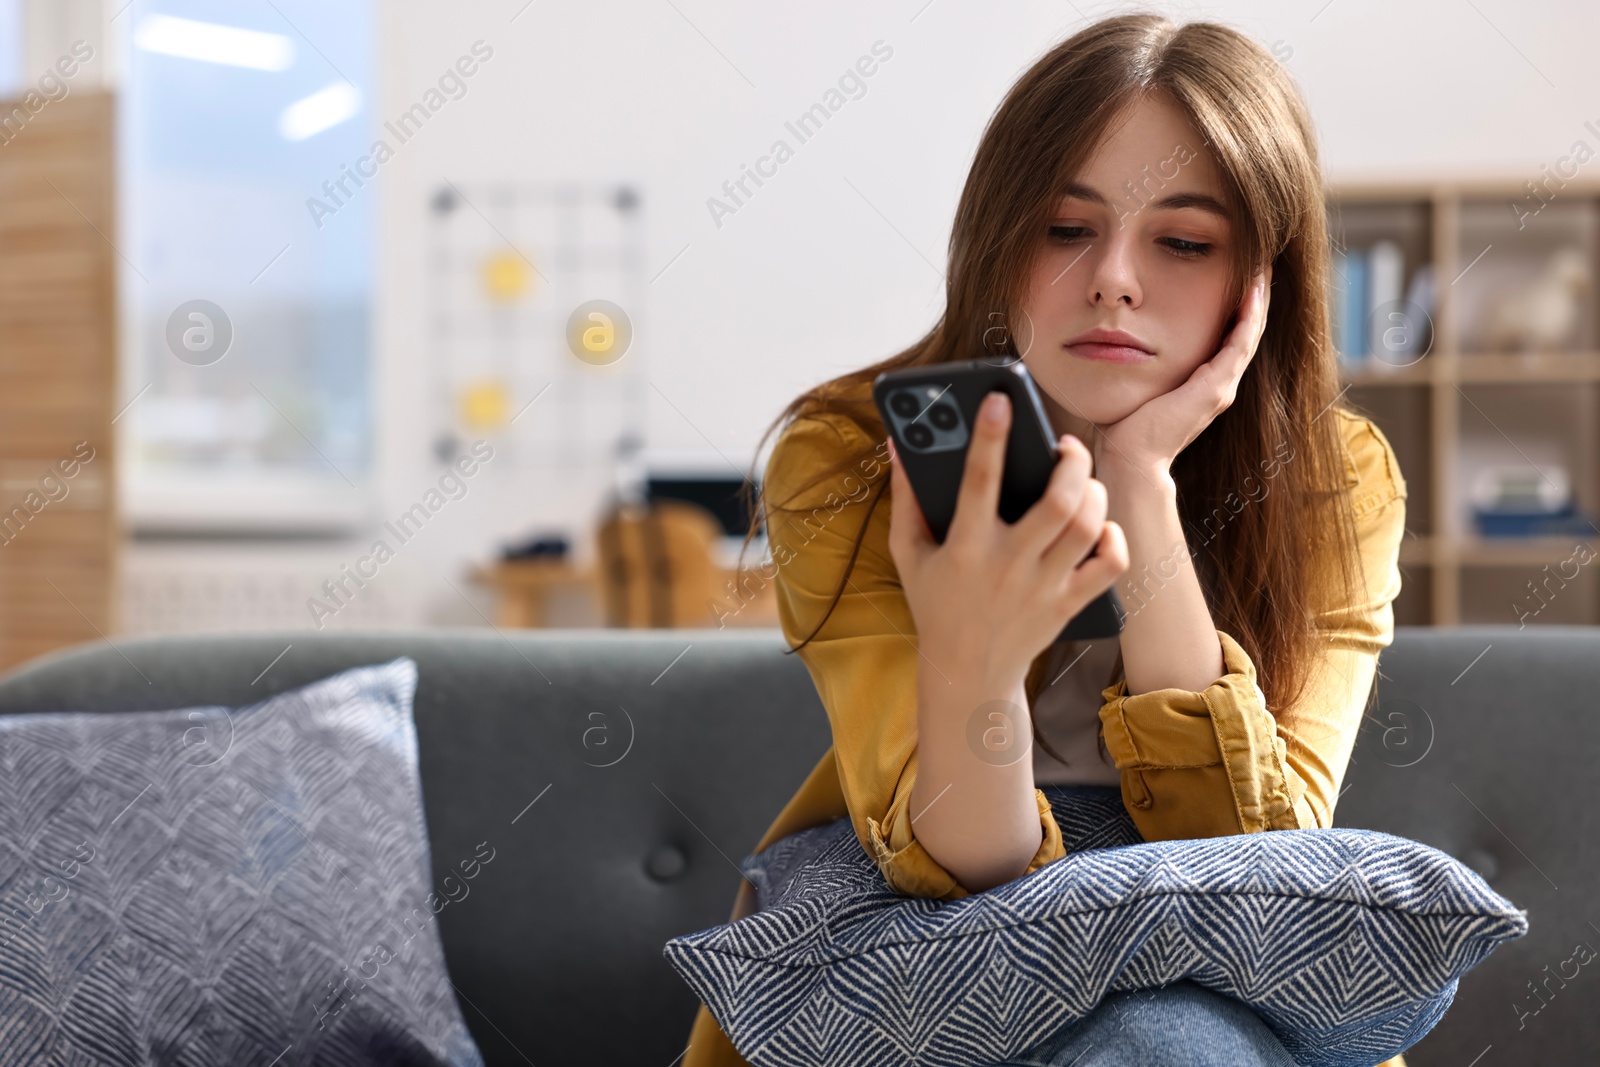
[119, 1, 373, 532]
[0, 0, 19, 98]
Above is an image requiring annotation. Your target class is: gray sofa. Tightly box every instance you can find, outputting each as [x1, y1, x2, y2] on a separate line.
[0, 625, 1588, 1065]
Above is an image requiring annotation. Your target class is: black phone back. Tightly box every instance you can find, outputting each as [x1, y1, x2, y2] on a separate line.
[872, 358, 1124, 642]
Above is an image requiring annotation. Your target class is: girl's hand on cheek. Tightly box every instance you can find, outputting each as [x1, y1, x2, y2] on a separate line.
[1094, 265, 1272, 483]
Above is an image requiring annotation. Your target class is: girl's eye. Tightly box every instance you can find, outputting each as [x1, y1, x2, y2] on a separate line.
[1162, 237, 1212, 259]
[1046, 225, 1212, 259]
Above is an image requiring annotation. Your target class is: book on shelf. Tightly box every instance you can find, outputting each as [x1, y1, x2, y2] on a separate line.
[1330, 242, 1434, 371]
[1367, 240, 1404, 356]
[1331, 247, 1366, 364]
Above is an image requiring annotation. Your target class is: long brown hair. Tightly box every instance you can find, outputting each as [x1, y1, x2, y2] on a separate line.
[727, 13, 1366, 770]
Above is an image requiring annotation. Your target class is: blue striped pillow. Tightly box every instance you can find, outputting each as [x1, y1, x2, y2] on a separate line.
[664, 786, 1526, 1067]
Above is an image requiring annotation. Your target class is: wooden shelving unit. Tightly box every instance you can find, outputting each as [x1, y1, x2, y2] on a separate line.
[1329, 178, 1600, 627]
[0, 91, 119, 670]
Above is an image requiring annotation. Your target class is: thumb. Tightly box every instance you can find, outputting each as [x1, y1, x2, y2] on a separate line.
[886, 436, 932, 558]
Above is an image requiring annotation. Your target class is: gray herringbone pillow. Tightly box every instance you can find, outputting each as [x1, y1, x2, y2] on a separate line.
[665, 786, 1527, 1067]
[0, 657, 483, 1067]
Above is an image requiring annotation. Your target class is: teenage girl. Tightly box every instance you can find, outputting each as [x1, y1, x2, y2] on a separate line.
[684, 13, 1410, 1067]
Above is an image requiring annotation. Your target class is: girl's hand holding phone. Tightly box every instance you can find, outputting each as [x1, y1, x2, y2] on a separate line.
[887, 390, 1130, 688]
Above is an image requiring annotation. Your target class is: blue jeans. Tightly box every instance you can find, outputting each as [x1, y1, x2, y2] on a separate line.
[993, 981, 1300, 1066]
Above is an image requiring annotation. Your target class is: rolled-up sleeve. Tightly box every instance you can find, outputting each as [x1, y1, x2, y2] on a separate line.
[765, 413, 1067, 900]
[868, 782, 1064, 900]
[1095, 413, 1408, 841]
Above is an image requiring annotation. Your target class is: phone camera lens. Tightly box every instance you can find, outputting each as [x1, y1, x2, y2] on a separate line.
[928, 402, 959, 431]
[889, 392, 921, 418]
[904, 424, 934, 449]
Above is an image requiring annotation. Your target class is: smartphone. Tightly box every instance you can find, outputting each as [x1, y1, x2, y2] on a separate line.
[872, 358, 1124, 642]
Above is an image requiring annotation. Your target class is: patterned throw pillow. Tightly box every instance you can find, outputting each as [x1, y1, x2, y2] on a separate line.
[0, 658, 484, 1067]
[664, 786, 1526, 1067]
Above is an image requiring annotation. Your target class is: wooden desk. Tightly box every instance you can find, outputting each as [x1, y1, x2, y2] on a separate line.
[469, 559, 599, 628]
[469, 555, 779, 629]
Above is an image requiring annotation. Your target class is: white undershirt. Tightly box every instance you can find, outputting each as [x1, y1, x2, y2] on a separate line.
[1031, 635, 1124, 787]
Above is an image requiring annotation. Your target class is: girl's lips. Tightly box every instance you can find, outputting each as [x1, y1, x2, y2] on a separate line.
[1067, 342, 1155, 364]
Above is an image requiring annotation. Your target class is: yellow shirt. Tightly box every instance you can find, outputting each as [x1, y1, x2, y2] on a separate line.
[683, 396, 1410, 1067]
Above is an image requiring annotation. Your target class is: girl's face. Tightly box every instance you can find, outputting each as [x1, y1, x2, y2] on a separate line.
[1018, 93, 1239, 442]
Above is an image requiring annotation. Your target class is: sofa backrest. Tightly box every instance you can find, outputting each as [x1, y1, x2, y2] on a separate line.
[1329, 625, 1595, 1065]
[0, 625, 1591, 1065]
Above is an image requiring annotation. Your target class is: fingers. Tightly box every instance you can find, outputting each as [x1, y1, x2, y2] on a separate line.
[1207, 269, 1270, 398]
[1222, 274, 1265, 349]
[1036, 473, 1110, 587]
[1073, 520, 1130, 593]
[945, 391, 1010, 548]
[886, 436, 932, 562]
[1250, 269, 1271, 346]
[1008, 433, 1093, 562]
[1044, 518, 1128, 623]
[1243, 268, 1270, 348]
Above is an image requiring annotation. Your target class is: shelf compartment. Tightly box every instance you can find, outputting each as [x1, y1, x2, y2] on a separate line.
[1455, 196, 1599, 356]
[1459, 563, 1598, 626]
